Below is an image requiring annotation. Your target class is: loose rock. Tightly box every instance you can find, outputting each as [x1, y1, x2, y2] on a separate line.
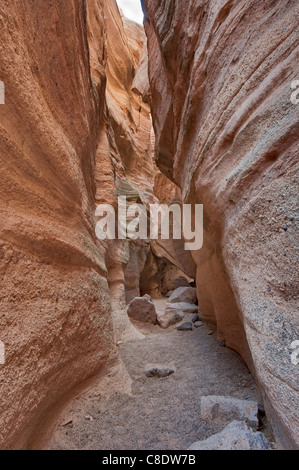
[201, 396, 259, 429]
[187, 421, 271, 450]
[191, 313, 201, 323]
[194, 321, 203, 328]
[167, 302, 198, 314]
[173, 276, 190, 289]
[85, 415, 94, 421]
[144, 365, 175, 378]
[157, 306, 185, 329]
[168, 287, 197, 305]
[176, 322, 193, 331]
[127, 297, 157, 324]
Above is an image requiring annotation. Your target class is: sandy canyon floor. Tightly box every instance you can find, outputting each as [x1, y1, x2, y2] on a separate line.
[46, 300, 274, 450]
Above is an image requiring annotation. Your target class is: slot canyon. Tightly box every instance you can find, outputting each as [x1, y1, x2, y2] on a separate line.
[0, 0, 298, 451]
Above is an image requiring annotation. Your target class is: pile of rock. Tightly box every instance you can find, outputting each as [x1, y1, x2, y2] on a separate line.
[158, 286, 198, 329]
[127, 277, 200, 330]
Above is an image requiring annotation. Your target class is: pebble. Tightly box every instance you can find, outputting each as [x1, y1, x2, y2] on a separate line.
[62, 420, 73, 427]
[85, 415, 94, 421]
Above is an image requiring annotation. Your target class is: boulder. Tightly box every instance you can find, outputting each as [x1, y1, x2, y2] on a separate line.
[201, 396, 259, 429]
[187, 421, 271, 450]
[173, 276, 190, 289]
[168, 287, 197, 305]
[168, 302, 198, 314]
[157, 306, 185, 329]
[127, 297, 157, 324]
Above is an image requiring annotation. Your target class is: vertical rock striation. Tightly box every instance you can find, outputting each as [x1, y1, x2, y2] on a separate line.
[0, 0, 154, 449]
[90, 0, 155, 326]
[143, 0, 299, 449]
[0, 0, 115, 449]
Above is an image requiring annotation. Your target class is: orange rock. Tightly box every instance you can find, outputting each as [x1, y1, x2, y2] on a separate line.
[143, 0, 299, 449]
[0, 0, 153, 449]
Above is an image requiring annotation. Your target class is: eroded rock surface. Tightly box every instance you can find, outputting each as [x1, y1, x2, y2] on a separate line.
[143, 0, 299, 449]
[1, 0, 298, 451]
[0, 0, 155, 449]
[0, 0, 115, 450]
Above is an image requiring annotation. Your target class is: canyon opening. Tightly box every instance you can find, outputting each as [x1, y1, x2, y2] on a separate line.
[0, 0, 298, 453]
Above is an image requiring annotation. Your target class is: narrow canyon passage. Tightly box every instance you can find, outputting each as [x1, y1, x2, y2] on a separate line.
[47, 304, 263, 450]
[0, 0, 298, 451]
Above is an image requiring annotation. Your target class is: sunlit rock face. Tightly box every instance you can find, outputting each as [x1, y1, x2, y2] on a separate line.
[143, 0, 299, 449]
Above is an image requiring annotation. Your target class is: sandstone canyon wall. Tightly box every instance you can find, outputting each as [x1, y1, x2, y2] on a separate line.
[89, 0, 154, 331]
[143, 0, 299, 449]
[0, 0, 156, 449]
[1, 0, 298, 451]
[0, 0, 113, 449]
